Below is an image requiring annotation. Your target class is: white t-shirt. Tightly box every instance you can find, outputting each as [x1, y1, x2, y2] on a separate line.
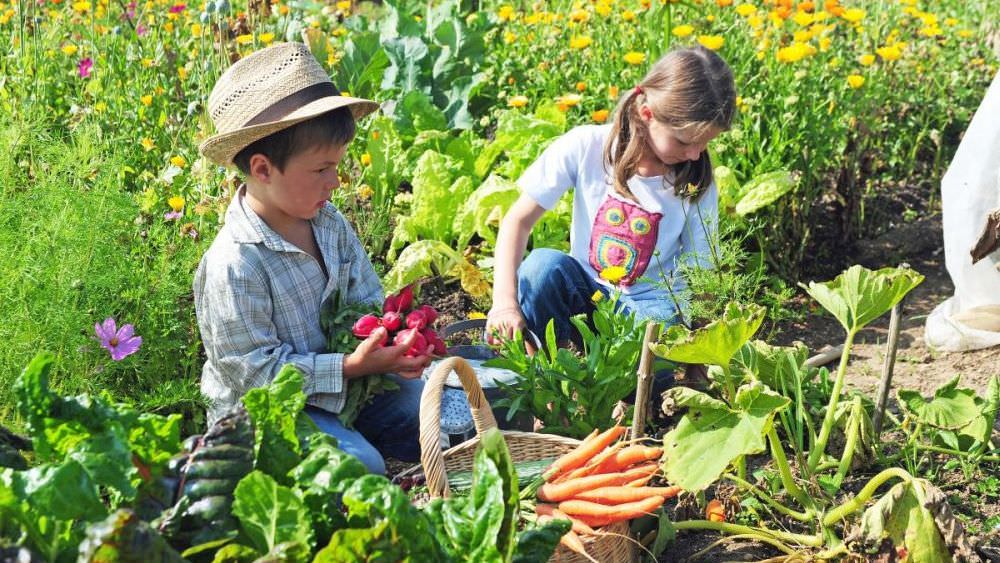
[518, 124, 718, 299]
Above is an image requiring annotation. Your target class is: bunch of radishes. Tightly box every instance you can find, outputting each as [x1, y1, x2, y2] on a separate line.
[351, 285, 448, 358]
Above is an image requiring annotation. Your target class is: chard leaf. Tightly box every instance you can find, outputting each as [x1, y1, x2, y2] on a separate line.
[243, 365, 315, 483]
[734, 170, 797, 216]
[231, 471, 313, 555]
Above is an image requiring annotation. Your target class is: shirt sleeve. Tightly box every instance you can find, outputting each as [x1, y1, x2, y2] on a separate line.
[516, 126, 591, 210]
[679, 181, 720, 271]
[200, 260, 346, 403]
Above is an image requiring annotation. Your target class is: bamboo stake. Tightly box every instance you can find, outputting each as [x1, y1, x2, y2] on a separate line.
[631, 321, 662, 440]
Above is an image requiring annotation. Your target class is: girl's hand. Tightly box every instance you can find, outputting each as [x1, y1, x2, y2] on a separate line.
[486, 306, 528, 347]
[344, 327, 432, 380]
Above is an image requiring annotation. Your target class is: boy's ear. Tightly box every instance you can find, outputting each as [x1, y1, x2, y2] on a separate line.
[248, 153, 273, 183]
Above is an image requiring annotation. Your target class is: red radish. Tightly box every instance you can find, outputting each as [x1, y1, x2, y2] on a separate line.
[382, 311, 402, 332]
[384, 285, 415, 313]
[416, 304, 438, 325]
[352, 314, 381, 338]
[406, 309, 429, 330]
[394, 327, 428, 357]
[422, 327, 448, 355]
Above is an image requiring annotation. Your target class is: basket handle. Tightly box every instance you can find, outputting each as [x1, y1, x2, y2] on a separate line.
[441, 317, 543, 351]
[419, 356, 499, 499]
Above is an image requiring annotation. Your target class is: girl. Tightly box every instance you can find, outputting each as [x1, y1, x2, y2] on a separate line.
[487, 46, 736, 347]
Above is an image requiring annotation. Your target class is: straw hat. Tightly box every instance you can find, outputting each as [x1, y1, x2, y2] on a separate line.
[199, 42, 379, 166]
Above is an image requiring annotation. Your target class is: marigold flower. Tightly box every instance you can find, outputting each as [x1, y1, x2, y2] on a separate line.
[672, 24, 694, 37]
[608, 85, 619, 98]
[141, 94, 153, 106]
[61, 44, 79, 56]
[177, 66, 188, 80]
[846, 74, 864, 89]
[508, 95, 529, 108]
[191, 22, 202, 36]
[560, 93, 582, 107]
[168, 196, 185, 212]
[600, 266, 627, 284]
[360, 153, 372, 166]
[497, 5, 515, 22]
[735, 3, 756, 16]
[776, 41, 815, 63]
[621, 9, 636, 21]
[569, 8, 589, 22]
[170, 155, 186, 168]
[591, 109, 609, 123]
[576, 81, 587, 92]
[716, 0, 733, 6]
[623, 51, 646, 65]
[141, 138, 155, 151]
[876, 44, 901, 61]
[503, 31, 516, 44]
[840, 8, 863, 23]
[595, 1, 611, 17]
[236, 33, 253, 45]
[591, 290, 604, 303]
[858, 54, 875, 66]
[260, 32, 275, 44]
[71, 0, 90, 12]
[792, 11, 812, 26]
[569, 35, 592, 49]
[957, 29, 973, 38]
[698, 35, 724, 50]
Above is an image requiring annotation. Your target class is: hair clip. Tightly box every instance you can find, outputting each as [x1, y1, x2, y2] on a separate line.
[634, 85, 643, 95]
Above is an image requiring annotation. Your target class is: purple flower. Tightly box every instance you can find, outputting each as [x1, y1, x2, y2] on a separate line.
[164, 210, 183, 221]
[136, 24, 148, 36]
[94, 317, 142, 361]
[169, 3, 186, 13]
[78, 58, 93, 78]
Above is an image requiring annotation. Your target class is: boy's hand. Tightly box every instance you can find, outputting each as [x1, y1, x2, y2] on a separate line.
[343, 327, 432, 380]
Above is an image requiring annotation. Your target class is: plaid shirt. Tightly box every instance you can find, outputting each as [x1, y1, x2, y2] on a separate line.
[194, 185, 383, 423]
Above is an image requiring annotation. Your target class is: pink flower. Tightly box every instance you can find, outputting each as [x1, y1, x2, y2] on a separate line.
[78, 58, 93, 78]
[168, 3, 186, 12]
[352, 314, 382, 338]
[164, 211, 182, 221]
[94, 317, 142, 361]
[136, 24, 148, 36]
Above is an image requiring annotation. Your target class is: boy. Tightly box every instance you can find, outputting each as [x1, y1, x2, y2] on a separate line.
[194, 42, 430, 475]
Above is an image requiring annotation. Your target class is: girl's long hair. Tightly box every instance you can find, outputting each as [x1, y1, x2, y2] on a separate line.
[604, 46, 736, 201]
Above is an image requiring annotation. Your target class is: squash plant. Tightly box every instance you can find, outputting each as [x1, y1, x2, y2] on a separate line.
[652, 265, 983, 560]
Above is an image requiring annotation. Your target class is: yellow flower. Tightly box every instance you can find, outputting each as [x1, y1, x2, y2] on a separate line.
[621, 9, 636, 21]
[818, 37, 831, 51]
[168, 196, 185, 212]
[236, 34, 253, 45]
[335, 0, 350, 11]
[191, 22, 202, 36]
[170, 155, 186, 168]
[569, 8, 589, 22]
[576, 81, 587, 92]
[776, 41, 816, 63]
[569, 35, 592, 49]
[142, 58, 154, 68]
[846, 74, 864, 89]
[360, 153, 372, 166]
[592, 109, 609, 123]
[792, 11, 813, 26]
[859, 54, 875, 66]
[61, 44, 79, 56]
[468, 311, 487, 320]
[560, 93, 582, 107]
[944, 17, 958, 26]
[599, 266, 627, 284]
[841, 8, 864, 23]
[716, 0, 733, 6]
[140, 94, 153, 106]
[876, 44, 902, 62]
[958, 29, 973, 38]
[503, 31, 516, 44]
[735, 95, 745, 111]
[595, 1, 611, 17]
[357, 184, 373, 200]
[608, 85, 619, 98]
[735, 3, 756, 17]
[94, 102, 107, 113]
[141, 138, 155, 151]
[177, 66, 188, 80]
[508, 95, 529, 108]
[591, 290, 604, 303]
[672, 24, 694, 37]
[71, 0, 90, 12]
[260, 32, 275, 44]
[698, 35, 724, 50]
[497, 5, 515, 22]
[623, 51, 646, 65]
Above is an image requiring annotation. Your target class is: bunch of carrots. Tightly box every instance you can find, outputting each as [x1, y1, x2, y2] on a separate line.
[524, 425, 681, 561]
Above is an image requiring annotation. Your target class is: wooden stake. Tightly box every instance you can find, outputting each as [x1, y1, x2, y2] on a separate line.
[631, 321, 662, 440]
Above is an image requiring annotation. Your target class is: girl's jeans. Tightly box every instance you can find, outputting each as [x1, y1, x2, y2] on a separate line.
[305, 374, 424, 475]
[517, 248, 680, 395]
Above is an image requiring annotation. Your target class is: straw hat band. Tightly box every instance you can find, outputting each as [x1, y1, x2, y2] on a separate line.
[243, 81, 338, 127]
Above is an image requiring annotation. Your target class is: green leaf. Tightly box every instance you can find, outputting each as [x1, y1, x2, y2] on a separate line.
[242, 365, 310, 483]
[336, 474, 444, 558]
[479, 428, 518, 560]
[800, 265, 924, 333]
[453, 174, 520, 248]
[388, 150, 472, 255]
[860, 478, 975, 563]
[3, 460, 106, 521]
[423, 450, 504, 562]
[79, 509, 184, 562]
[510, 518, 570, 563]
[231, 471, 313, 555]
[651, 302, 765, 368]
[393, 90, 447, 142]
[714, 165, 741, 215]
[381, 36, 429, 94]
[289, 433, 367, 543]
[734, 170, 797, 216]
[383, 239, 464, 293]
[661, 382, 789, 491]
[897, 376, 982, 430]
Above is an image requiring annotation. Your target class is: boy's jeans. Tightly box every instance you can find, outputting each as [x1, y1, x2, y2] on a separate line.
[517, 248, 680, 396]
[305, 374, 424, 475]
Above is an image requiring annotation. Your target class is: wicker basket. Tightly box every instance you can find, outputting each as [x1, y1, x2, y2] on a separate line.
[398, 356, 637, 563]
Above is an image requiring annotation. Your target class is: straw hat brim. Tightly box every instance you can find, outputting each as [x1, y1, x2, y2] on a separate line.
[199, 95, 379, 166]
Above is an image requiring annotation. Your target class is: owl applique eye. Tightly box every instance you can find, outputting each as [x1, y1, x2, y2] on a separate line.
[604, 207, 625, 226]
[630, 217, 652, 235]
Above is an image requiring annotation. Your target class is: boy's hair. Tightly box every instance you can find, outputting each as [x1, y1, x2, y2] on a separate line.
[604, 46, 736, 201]
[233, 106, 356, 175]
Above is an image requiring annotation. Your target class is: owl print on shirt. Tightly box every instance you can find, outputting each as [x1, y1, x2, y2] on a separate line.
[589, 195, 663, 286]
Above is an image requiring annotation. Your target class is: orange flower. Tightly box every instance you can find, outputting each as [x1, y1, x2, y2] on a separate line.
[592, 109, 609, 123]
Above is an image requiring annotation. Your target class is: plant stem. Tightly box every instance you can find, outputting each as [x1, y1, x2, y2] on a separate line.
[822, 467, 912, 526]
[808, 329, 857, 472]
[724, 474, 813, 522]
[916, 444, 1000, 462]
[689, 534, 796, 561]
[673, 520, 823, 547]
[834, 396, 863, 487]
[767, 427, 815, 511]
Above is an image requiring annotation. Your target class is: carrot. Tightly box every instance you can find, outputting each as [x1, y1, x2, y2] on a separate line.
[592, 445, 663, 474]
[571, 486, 681, 504]
[536, 503, 598, 536]
[543, 426, 626, 482]
[553, 442, 624, 483]
[625, 475, 654, 487]
[558, 495, 666, 527]
[538, 463, 658, 502]
[537, 514, 598, 563]
[706, 499, 726, 522]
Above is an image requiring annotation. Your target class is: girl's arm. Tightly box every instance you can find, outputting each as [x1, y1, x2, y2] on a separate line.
[487, 193, 546, 343]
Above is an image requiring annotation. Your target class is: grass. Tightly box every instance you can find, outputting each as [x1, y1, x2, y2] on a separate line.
[0, 113, 208, 434]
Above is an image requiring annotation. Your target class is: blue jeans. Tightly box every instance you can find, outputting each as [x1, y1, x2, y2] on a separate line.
[305, 374, 424, 475]
[518, 248, 680, 397]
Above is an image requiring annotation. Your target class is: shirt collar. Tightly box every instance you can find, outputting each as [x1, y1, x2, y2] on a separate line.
[225, 184, 335, 253]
